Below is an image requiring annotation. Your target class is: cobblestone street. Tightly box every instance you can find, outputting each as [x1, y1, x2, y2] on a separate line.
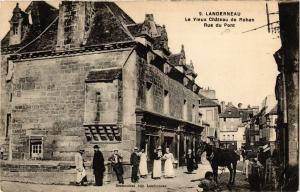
[1, 161, 250, 192]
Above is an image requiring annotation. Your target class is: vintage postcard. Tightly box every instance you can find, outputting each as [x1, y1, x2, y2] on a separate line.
[0, 1, 298, 192]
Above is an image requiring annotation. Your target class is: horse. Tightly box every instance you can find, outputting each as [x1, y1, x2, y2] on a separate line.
[202, 142, 239, 187]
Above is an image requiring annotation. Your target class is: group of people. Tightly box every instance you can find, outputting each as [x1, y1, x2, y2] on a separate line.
[241, 146, 272, 190]
[74, 145, 203, 187]
[74, 145, 179, 186]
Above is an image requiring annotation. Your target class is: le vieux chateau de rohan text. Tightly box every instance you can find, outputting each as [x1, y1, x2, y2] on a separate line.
[0, 1, 298, 192]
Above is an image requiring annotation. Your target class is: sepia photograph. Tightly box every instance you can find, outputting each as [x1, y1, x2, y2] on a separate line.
[0, 1, 298, 191]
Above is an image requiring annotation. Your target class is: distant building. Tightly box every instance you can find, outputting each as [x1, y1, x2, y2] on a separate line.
[258, 95, 277, 152]
[219, 102, 258, 150]
[198, 94, 221, 144]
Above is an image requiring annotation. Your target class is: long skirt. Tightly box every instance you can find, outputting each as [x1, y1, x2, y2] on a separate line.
[152, 160, 161, 178]
[187, 158, 194, 173]
[139, 158, 148, 176]
[164, 159, 175, 178]
[76, 168, 87, 183]
[245, 160, 249, 179]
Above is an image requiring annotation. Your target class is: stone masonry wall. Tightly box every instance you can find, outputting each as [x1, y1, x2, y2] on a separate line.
[1, 49, 136, 162]
[136, 50, 202, 125]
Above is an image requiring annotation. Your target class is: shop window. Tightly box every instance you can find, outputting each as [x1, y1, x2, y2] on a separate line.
[146, 82, 153, 111]
[163, 90, 169, 115]
[30, 138, 43, 159]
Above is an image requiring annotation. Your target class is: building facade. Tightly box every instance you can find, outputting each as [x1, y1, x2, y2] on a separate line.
[219, 102, 257, 150]
[198, 93, 221, 144]
[274, 2, 299, 190]
[0, 1, 205, 183]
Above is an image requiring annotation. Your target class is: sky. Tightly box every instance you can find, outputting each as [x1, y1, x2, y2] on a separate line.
[0, 1, 281, 108]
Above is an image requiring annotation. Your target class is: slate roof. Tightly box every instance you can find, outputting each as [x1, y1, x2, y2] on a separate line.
[219, 104, 240, 118]
[239, 108, 254, 122]
[199, 94, 220, 108]
[168, 54, 182, 66]
[127, 24, 144, 37]
[85, 2, 134, 46]
[1, 1, 58, 53]
[1, 2, 136, 54]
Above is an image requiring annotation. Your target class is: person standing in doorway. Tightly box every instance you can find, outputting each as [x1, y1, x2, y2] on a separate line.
[75, 148, 88, 186]
[130, 147, 140, 183]
[186, 149, 196, 174]
[108, 149, 124, 184]
[92, 145, 105, 186]
[139, 149, 148, 178]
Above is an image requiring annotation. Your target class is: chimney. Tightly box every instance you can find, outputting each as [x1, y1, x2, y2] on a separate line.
[238, 103, 243, 109]
[220, 101, 225, 112]
[56, 2, 95, 50]
[141, 14, 158, 37]
[179, 44, 186, 65]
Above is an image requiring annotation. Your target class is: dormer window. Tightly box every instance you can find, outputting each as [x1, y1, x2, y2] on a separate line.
[13, 23, 18, 35]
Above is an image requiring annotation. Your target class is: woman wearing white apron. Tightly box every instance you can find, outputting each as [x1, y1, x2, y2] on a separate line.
[163, 148, 175, 178]
[139, 149, 148, 178]
[152, 147, 162, 179]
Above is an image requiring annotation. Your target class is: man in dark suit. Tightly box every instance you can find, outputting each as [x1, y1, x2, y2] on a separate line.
[130, 147, 140, 183]
[92, 145, 105, 186]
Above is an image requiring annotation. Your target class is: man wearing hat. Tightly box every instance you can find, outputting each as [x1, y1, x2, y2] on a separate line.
[130, 147, 140, 183]
[108, 149, 124, 184]
[75, 148, 87, 186]
[92, 145, 105, 186]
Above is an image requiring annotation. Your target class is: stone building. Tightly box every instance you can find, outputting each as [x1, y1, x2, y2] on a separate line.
[219, 102, 257, 150]
[198, 93, 221, 144]
[258, 95, 277, 152]
[0, 2, 205, 183]
[274, 1, 299, 190]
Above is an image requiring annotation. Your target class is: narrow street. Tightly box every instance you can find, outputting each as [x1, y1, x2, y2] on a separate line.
[0, 161, 250, 192]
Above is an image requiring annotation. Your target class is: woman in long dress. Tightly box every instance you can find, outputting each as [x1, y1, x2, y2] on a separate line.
[139, 149, 148, 178]
[152, 147, 162, 179]
[163, 148, 175, 178]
